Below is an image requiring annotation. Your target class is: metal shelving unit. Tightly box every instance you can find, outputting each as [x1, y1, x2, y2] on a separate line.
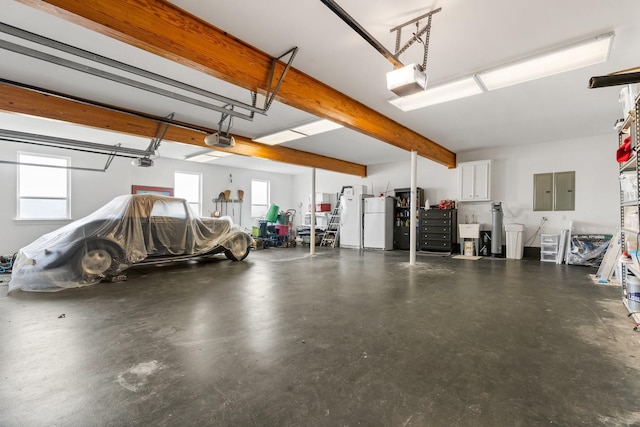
[393, 187, 423, 250]
[619, 91, 640, 327]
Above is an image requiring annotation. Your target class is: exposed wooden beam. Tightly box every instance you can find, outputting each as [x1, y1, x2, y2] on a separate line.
[0, 81, 367, 177]
[18, 0, 456, 168]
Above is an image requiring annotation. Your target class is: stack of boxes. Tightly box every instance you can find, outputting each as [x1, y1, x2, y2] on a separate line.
[304, 193, 334, 228]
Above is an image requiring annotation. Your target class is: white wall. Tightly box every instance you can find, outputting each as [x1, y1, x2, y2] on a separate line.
[0, 144, 294, 254]
[291, 157, 454, 230]
[456, 134, 619, 244]
[292, 134, 619, 247]
[130, 156, 294, 225]
[0, 143, 132, 255]
[0, 132, 617, 254]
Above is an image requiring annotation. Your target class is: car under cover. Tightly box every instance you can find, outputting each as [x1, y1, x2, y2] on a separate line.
[9, 194, 253, 292]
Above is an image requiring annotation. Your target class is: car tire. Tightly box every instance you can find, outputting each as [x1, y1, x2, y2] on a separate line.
[77, 242, 121, 276]
[224, 247, 250, 261]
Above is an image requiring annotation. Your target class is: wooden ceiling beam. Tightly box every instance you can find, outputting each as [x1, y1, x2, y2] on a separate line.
[0, 81, 367, 177]
[18, 0, 456, 168]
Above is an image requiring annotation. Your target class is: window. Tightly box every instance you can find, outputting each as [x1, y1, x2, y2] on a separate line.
[150, 200, 187, 219]
[17, 153, 70, 219]
[251, 179, 270, 217]
[174, 171, 201, 216]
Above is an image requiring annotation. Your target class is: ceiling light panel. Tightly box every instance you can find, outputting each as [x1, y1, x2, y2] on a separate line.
[292, 119, 343, 135]
[253, 129, 306, 145]
[185, 150, 233, 162]
[477, 32, 614, 91]
[253, 119, 342, 145]
[389, 77, 483, 111]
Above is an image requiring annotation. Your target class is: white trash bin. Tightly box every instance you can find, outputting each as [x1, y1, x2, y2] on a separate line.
[505, 223, 525, 259]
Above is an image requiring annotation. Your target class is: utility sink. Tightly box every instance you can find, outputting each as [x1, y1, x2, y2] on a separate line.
[459, 223, 480, 239]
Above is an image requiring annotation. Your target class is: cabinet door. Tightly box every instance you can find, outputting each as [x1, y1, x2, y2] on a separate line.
[460, 163, 475, 200]
[459, 161, 491, 201]
[394, 227, 411, 250]
[473, 162, 490, 200]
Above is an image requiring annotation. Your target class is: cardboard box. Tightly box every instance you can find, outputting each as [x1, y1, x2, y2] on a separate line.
[309, 193, 332, 203]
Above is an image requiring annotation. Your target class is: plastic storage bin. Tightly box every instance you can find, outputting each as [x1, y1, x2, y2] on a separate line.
[541, 252, 557, 262]
[540, 233, 559, 263]
[620, 171, 638, 202]
[627, 274, 640, 312]
[505, 223, 525, 259]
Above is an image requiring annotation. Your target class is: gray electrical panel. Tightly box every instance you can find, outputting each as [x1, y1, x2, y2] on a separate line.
[533, 173, 553, 211]
[554, 171, 575, 211]
[533, 171, 575, 211]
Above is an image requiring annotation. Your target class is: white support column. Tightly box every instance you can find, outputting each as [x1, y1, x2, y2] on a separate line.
[410, 151, 417, 265]
[310, 168, 316, 255]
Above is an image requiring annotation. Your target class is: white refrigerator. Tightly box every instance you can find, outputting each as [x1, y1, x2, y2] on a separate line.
[363, 196, 394, 250]
[339, 193, 366, 249]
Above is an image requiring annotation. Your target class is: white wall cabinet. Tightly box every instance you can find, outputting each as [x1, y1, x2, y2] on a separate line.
[459, 160, 491, 201]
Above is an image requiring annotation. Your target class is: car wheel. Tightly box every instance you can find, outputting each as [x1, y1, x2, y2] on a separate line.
[224, 247, 250, 261]
[78, 243, 119, 276]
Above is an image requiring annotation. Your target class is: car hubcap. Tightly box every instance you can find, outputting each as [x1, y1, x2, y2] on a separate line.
[81, 249, 112, 275]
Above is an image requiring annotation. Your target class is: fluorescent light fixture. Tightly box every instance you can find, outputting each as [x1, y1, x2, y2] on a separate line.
[253, 119, 343, 145]
[386, 63, 428, 97]
[477, 32, 614, 91]
[254, 129, 306, 145]
[292, 119, 343, 135]
[184, 150, 233, 163]
[389, 77, 483, 111]
[388, 32, 614, 111]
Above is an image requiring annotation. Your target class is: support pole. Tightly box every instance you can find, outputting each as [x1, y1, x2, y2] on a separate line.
[410, 151, 417, 265]
[310, 168, 316, 255]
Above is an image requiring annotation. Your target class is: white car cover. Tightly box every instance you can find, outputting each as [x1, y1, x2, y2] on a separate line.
[9, 194, 252, 292]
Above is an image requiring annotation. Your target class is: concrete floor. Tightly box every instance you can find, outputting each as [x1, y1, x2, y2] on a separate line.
[1, 247, 640, 426]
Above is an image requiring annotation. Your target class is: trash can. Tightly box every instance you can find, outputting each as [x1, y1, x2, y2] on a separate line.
[505, 223, 525, 259]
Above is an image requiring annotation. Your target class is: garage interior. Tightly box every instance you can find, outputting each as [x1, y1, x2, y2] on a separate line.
[1, 0, 640, 425]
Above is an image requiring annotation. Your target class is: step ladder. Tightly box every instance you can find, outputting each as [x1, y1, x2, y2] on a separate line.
[320, 186, 349, 248]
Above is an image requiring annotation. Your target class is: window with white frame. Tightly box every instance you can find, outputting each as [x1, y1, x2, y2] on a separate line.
[174, 171, 202, 216]
[17, 153, 70, 220]
[251, 179, 270, 217]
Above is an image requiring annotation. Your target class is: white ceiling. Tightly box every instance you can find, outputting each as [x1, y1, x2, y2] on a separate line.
[1, 0, 639, 175]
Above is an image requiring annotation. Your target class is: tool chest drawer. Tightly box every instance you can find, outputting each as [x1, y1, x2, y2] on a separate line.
[423, 209, 453, 219]
[422, 225, 451, 234]
[422, 240, 453, 250]
[421, 233, 450, 241]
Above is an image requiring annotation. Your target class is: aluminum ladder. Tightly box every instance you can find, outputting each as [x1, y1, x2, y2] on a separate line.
[320, 187, 349, 248]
